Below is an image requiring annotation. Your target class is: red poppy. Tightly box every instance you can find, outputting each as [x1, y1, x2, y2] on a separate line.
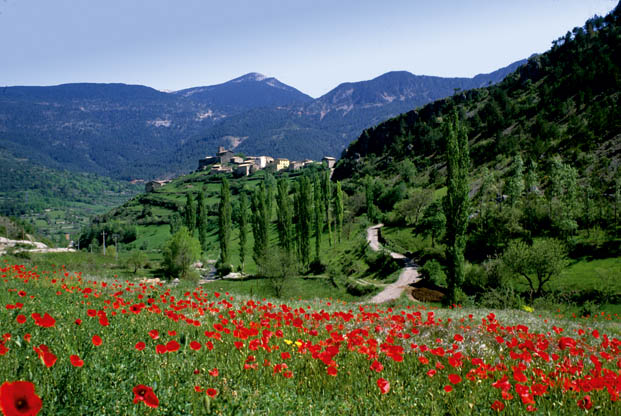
[16, 315, 26, 324]
[208, 368, 219, 377]
[31, 313, 55, 328]
[577, 395, 592, 410]
[168, 330, 176, 336]
[491, 400, 505, 412]
[443, 385, 453, 393]
[327, 366, 337, 376]
[189, 341, 201, 351]
[194, 386, 202, 393]
[134, 342, 146, 351]
[0, 381, 42, 416]
[155, 344, 167, 354]
[133, 385, 159, 408]
[448, 374, 462, 385]
[70, 355, 84, 367]
[377, 378, 390, 394]
[33, 345, 56, 368]
[281, 352, 291, 360]
[0, 344, 7, 356]
[206, 388, 218, 398]
[370, 360, 383, 373]
[166, 340, 180, 352]
[148, 330, 159, 340]
[91, 335, 102, 346]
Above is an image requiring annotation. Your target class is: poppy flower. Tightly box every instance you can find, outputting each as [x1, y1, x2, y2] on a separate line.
[148, 330, 159, 340]
[327, 366, 337, 376]
[577, 395, 592, 410]
[448, 374, 462, 384]
[134, 342, 146, 351]
[491, 400, 504, 412]
[33, 345, 56, 368]
[91, 335, 102, 346]
[189, 341, 201, 351]
[377, 378, 390, 394]
[370, 360, 383, 373]
[70, 355, 84, 367]
[0, 344, 7, 356]
[206, 388, 218, 398]
[155, 345, 167, 354]
[133, 385, 159, 408]
[208, 368, 219, 377]
[0, 381, 42, 416]
[166, 340, 180, 352]
[443, 385, 453, 393]
[16, 315, 26, 324]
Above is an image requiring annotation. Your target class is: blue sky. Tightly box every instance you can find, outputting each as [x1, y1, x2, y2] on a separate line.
[0, 0, 616, 97]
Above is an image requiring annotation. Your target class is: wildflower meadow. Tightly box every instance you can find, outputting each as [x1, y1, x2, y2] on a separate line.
[0, 262, 619, 415]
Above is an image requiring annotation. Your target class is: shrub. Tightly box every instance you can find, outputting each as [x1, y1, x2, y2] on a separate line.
[419, 260, 446, 287]
[161, 227, 200, 280]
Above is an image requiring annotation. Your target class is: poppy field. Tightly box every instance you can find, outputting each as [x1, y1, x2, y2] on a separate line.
[1, 262, 620, 415]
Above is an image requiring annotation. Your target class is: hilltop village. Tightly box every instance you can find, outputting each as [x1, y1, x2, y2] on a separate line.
[145, 147, 336, 192]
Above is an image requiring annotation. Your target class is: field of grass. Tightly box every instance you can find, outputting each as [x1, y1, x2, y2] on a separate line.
[0, 261, 619, 415]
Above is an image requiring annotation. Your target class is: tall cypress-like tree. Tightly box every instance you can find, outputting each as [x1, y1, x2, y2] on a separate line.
[276, 178, 293, 255]
[196, 190, 208, 252]
[251, 183, 269, 270]
[321, 169, 333, 246]
[238, 193, 249, 272]
[294, 176, 312, 269]
[313, 175, 323, 262]
[265, 173, 275, 223]
[443, 111, 470, 305]
[334, 181, 344, 243]
[184, 193, 196, 233]
[218, 178, 232, 267]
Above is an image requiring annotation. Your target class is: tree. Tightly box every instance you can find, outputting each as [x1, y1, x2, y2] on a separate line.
[334, 181, 344, 243]
[365, 177, 379, 223]
[313, 175, 323, 262]
[294, 176, 312, 269]
[238, 193, 249, 272]
[162, 226, 201, 280]
[218, 178, 232, 268]
[276, 178, 293, 255]
[395, 188, 432, 227]
[421, 201, 445, 248]
[442, 111, 470, 305]
[125, 250, 148, 274]
[502, 238, 568, 301]
[184, 193, 196, 233]
[321, 169, 333, 246]
[546, 156, 578, 238]
[251, 183, 269, 270]
[196, 190, 208, 252]
[169, 212, 182, 235]
[262, 248, 296, 298]
[504, 155, 524, 207]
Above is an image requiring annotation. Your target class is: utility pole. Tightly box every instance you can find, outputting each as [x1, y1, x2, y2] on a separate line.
[102, 230, 106, 256]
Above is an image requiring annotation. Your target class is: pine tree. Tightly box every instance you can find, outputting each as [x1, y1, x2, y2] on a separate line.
[276, 178, 293, 255]
[334, 181, 344, 243]
[218, 178, 232, 267]
[443, 111, 470, 305]
[184, 193, 196, 233]
[238, 193, 249, 272]
[196, 190, 208, 252]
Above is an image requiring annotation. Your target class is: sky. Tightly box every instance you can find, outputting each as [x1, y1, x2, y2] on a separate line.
[0, 0, 617, 98]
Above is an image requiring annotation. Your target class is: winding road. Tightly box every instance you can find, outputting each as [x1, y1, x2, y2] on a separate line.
[365, 224, 421, 304]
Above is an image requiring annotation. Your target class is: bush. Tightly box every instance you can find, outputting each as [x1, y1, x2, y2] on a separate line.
[308, 259, 326, 275]
[478, 285, 524, 310]
[345, 280, 376, 296]
[216, 263, 233, 277]
[366, 250, 400, 279]
[419, 260, 446, 287]
[161, 227, 201, 280]
[463, 263, 488, 294]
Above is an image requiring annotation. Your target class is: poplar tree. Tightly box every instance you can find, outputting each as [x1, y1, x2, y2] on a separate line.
[294, 176, 312, 269]
[238, 193, 249, 272]
[334, 181, 344, 243]
[505, 155, 524, 207]
[276, 178, 293, 255]
[321, 169, 333, 246]
[251, 183, 269, 270]
[265, 173, 275, 222]
[196, 190, 208, 252]
[443, 111, 470, 305]
[184, 193, 196, 233]
[218, 178, 232, 267]
[313, 175, 323, 262]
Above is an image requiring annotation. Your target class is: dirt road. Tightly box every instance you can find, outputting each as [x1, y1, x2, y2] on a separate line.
[365, 224, 420, 304]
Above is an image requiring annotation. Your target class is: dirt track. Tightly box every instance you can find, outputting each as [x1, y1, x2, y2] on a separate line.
[365, 224, 420, 304]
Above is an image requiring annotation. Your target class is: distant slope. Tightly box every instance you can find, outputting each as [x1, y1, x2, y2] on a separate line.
[0, 62, 525, 179]
[333, 10, 620, 181]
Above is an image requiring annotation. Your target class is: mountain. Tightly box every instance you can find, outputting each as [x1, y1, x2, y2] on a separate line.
[333, 10, 620, 182]
[174, 72, 313, 111]
[0, 62, 525, 180]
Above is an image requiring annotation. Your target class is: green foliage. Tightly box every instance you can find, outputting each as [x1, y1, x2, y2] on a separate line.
[196, 191, 208, 252]
[502, 238, 569, 300]
[238, 193, 249, 272]
[184, 194, 196, 233]
[443, 111, 470, 305]
[251, 183, 269, 271]
[420, 259, 447, 287]
[294, 176, 312, 269]
[313, 175, 323, 261]
[334, 181, 344, 244]
[218, 178, 232, 267]
[420, 201, 445, 248]
[161, 226, 201, 280]
[125, 250, 148, 273]
[276, 178, 294, 255]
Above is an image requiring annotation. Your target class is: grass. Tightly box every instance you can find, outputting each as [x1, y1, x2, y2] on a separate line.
[1, 261, 619, 415]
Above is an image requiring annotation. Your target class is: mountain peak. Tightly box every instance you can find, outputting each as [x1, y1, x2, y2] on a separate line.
[232, 72, 269, 83]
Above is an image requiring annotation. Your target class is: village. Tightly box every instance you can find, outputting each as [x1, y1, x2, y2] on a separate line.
[145, 147, 336, 192]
